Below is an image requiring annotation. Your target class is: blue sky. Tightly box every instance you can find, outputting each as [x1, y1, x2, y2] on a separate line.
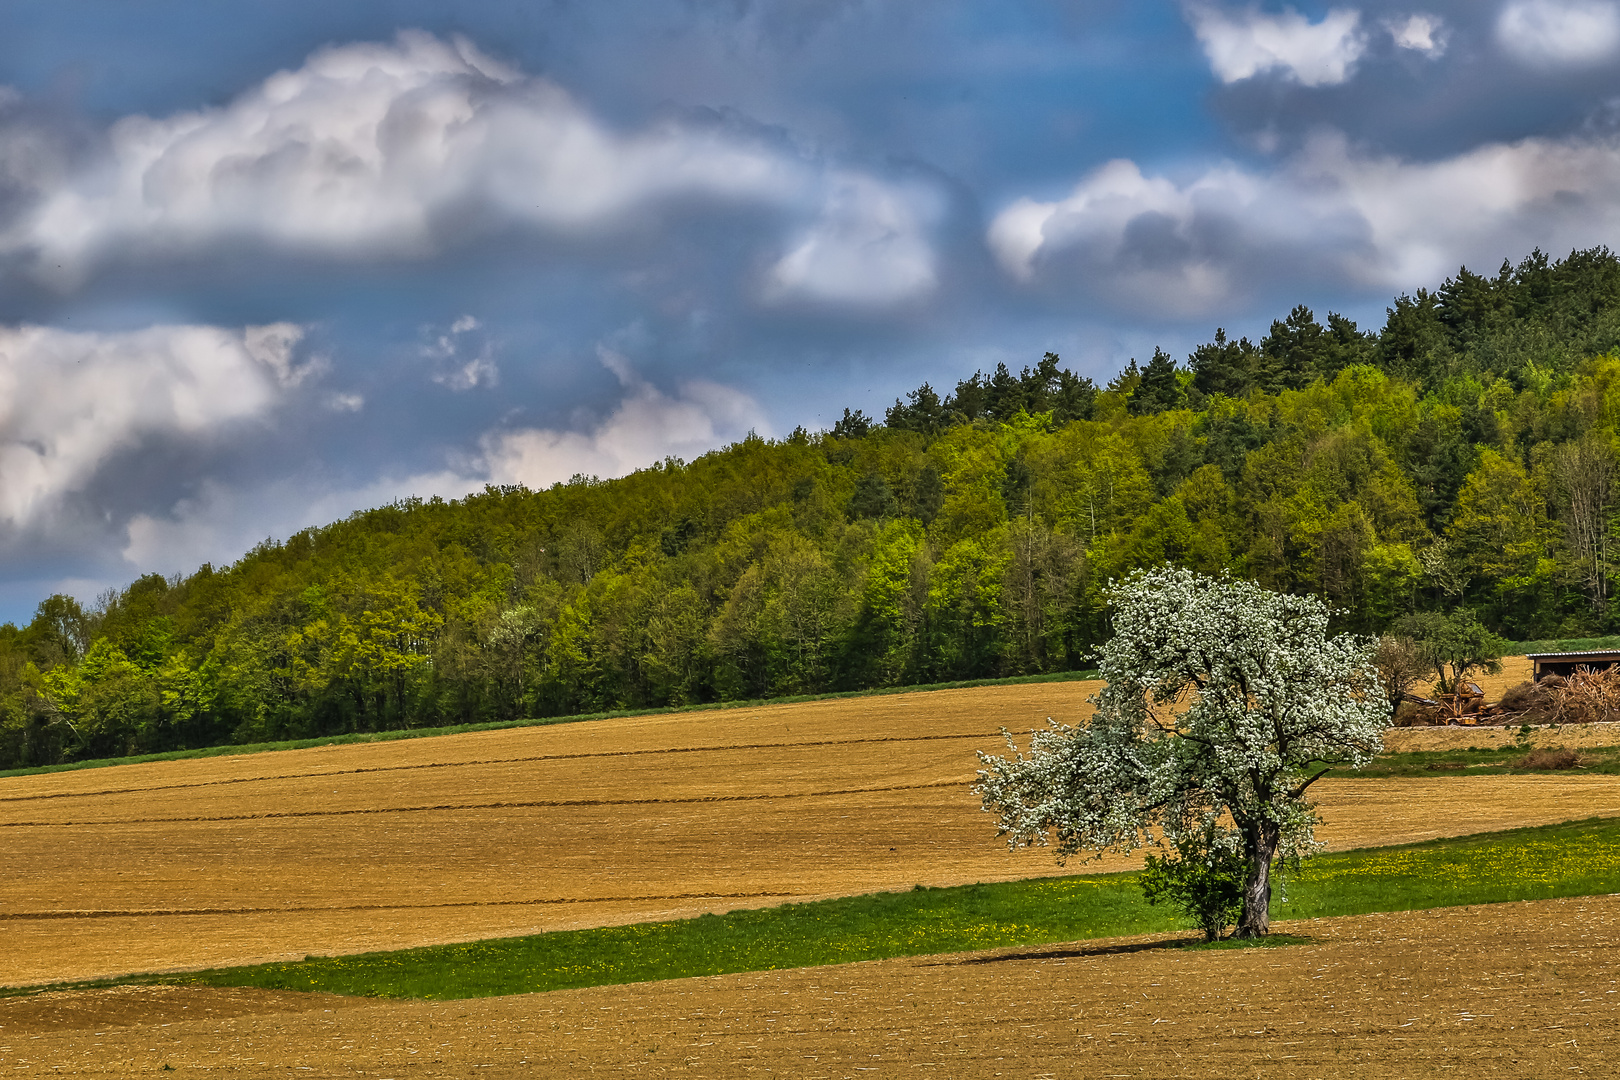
[2, 0, 1619, 621]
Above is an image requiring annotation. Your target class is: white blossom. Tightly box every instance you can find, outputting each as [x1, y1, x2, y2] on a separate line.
[975, 567, 1385, 936]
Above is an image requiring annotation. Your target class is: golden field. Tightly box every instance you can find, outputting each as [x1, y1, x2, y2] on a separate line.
[4, 674, 1619, 988]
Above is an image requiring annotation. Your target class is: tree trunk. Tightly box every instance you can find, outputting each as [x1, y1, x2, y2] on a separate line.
[1233, 819, 1281, 938]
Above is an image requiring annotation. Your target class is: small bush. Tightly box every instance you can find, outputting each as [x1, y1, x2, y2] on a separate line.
[1513, 748, 1582, 770]
[1139, 831, 1247, 942]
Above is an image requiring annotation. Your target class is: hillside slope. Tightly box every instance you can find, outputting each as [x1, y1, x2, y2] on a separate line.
[8, 246, 1620, 765]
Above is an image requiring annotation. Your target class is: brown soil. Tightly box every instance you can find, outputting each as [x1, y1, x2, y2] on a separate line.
[5, 677, 1619, 989]
[1383, 722, 1620, 752]
[0, 985, 351, 1034]
[4, 895, 1617, 1076]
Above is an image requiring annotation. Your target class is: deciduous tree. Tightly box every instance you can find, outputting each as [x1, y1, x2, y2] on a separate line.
[1388, 609, 1507, 695]
[975, 568, 1385, 938]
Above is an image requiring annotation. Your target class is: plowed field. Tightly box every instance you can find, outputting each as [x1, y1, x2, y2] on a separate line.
[4, 895, 1617, 1077]
[4, 678, 1620, 988]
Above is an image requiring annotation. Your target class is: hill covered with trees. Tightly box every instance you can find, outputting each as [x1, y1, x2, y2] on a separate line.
[6, 246, 1620, 767]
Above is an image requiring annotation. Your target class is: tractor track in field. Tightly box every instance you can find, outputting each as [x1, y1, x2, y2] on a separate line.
[0, 732, 999, 805]
[0, 890, 803, 921]
[0, 780, 969, 828]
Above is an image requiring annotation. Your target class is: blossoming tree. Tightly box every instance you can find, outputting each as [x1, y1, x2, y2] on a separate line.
[975, 567, 1386, 937]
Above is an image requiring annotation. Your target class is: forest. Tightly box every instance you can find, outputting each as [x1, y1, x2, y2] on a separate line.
[6, 246, 1620, 767]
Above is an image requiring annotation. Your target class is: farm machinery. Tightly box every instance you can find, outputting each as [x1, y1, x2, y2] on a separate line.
[1396, 665, 1620, 726]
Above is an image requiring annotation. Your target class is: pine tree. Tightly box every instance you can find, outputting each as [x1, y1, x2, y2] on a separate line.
[1190, 328, 1257, 398]
[1129, 347, 1183, 414]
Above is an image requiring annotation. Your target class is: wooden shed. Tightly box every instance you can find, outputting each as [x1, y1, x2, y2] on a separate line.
[1527, 650, 1620, 680]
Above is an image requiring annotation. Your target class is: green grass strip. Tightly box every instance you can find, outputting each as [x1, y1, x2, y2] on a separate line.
[0, 668, 1098, 781]
[1505, 634, 1620, 655]
[1273, 816, 1620, 921]
[21, 815, 1620, 1002]
[1332, 746, 1620, 778]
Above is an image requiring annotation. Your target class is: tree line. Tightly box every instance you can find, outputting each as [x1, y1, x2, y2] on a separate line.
[6, 246, 1620, 767]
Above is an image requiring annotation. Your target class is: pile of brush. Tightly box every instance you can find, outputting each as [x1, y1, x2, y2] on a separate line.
[1393, 665, 1620, 726]
[1497, 666, 1620, 725]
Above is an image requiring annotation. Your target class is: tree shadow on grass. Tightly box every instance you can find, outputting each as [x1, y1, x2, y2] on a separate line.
[933, 933, 1316, 966]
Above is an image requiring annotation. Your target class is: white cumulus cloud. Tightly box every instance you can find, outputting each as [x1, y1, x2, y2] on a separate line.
[989, 131, 1620, 313]
[1498, 1, 1620, 67]
[118, 349, 768, 575]
[987, 157, 1289, 314]
[1186, 4, 1368, 87]
[0, 322, 305, 528]
[0, 32, 938, 306]
[766, 173, 940, 307]
[482, 347, 766, 488]
[1386, 13, 1448, 54]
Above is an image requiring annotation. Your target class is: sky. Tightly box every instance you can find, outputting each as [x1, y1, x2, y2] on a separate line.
[2, 0, 1620, 622]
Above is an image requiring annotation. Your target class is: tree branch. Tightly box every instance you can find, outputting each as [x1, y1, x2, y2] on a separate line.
[1289, 768, 1332, 799]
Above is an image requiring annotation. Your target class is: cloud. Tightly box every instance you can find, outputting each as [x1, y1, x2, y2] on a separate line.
[765, 173, 940, 307]
[0, 31, 938, 306]
[1498, 1, 1620, 67]
[1385, 13, 1448, 55]
[118, 348, 768, 575]
[482, 347, 766, 487]
[121, 467, 473, 574]
[424, 314, 498, 391]
[245, 322, 322, 387]
[988, 130, 1620, 313]
[0, 322, 306, 529]
[1186, 4, 1368, 87]
[987, 157, 1288, 315]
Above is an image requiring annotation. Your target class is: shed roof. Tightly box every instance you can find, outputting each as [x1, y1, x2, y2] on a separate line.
[1525, 650, 1620, 660]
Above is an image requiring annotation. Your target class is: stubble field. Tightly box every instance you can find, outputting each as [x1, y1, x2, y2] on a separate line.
[4, 675, 1619, 989]
[3, 895, 1617, 1076]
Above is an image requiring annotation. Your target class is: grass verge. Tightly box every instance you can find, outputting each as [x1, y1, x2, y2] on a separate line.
[0, 668, 1098, 781]
[17, 815, 1619, 1002]
[1505, 634, 1620, 655]
[1332, 745, 1620, 777]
